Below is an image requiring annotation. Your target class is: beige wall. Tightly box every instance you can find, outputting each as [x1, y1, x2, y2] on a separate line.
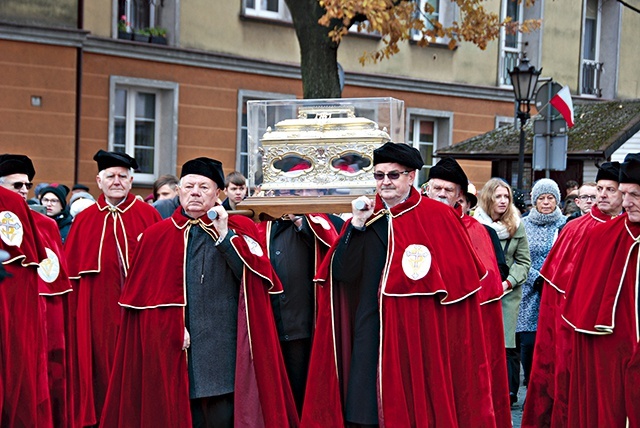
[84, 0, 112, 38]
[539, 1, 583, 91]
[618, 7, 640, 98]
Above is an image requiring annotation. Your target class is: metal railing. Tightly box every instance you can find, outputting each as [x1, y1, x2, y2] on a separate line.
[581, 60, 603, 97]
[501, 50, 520, 86]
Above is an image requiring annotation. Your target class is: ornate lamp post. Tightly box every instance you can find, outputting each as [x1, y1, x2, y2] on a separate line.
[509, 54, 541, 190]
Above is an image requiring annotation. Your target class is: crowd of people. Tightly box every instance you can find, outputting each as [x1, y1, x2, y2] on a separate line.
[0, 144, 637, 428]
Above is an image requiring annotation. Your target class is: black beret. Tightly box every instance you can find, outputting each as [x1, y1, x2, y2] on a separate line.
[39, 184, 70, 210]
[373, 142, 424, 171]
[596, 161, 620, 183]
[428, 157, 468, 194]
[93, 150, 138, 172]
[72, 183, 90, 192]
[619, 153, 640, 185]
[0, 154, 36, 181]
[180, 157, 225, 189]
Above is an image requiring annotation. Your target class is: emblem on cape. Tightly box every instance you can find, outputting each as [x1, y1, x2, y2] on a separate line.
[308, 214, 331, 231]
[38, 247, 60, 283]
[0, 210, 23, 247]
[402, 244, 431, 280]
[243, 235, 264, 257]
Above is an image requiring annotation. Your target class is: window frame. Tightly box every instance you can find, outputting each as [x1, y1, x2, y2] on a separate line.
[405, 108, 454, 187]
[242, 0, 291, 22]
[236, 90, 296, 181]
[411, 0, 454, 45]
[108, 76, 179, 186]
[498, 0, 524, 88]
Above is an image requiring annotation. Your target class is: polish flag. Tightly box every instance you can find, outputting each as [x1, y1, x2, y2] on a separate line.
[549, 85, 575, 128]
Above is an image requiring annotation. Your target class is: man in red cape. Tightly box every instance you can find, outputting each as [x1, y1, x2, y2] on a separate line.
[302, 143, 496, 427]
[0, 155, 76, 428]
[522, 161, 623, 427]
[101, 157, 298, 427]
[257, 210, 341, 415]
[0, 173, 51, 426]
[424, 157, 511, 427]
[65, 150, 161, 426]
[560, 153, 640, 427]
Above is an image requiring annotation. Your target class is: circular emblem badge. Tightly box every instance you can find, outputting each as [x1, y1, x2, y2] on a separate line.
[0, 210, 24, 247]
[243, 235, 264, 257]
[402, 244, 432, 280]
[38, 247, 60, 283]
[308, 214, 331, 231]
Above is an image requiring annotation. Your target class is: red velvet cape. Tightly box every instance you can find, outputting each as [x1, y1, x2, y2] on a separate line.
[302, 189, 497, 427]
[522, 205, 611, 428]
[561, 215, 640, 427]
[460, 212, 511, 428]
[0, 187, 51, 427]
[64, 193, 161, 426]
[101, 208, 299, 427]
[34, 212, 74, 428]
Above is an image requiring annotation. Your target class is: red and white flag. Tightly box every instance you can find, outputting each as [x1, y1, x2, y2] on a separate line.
[549, 85, 575, 128]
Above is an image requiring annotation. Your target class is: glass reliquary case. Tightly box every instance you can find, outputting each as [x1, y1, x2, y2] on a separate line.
[239, 97, 405, 219]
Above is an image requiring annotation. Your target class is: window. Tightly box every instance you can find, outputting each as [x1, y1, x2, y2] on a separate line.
[237, 90, 296, 183]
[243, 0, 291, 21]
[499, 0, 523, 87]
[109, 77, 179, 185]
[412, 0, 454, 44]
[581, 0, 602, 96]
[118, 0, 157, 31]
[406, 109, 453, 186]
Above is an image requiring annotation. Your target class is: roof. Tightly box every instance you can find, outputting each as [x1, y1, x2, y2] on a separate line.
[437, 99, 640, 160]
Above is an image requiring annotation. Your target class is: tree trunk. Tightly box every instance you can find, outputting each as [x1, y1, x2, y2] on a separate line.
[285, 0, 342, 99]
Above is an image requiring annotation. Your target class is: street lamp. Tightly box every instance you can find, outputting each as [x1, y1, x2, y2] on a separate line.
[509, 54, 541, 190]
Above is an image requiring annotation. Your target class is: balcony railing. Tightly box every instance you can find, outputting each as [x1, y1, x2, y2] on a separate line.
[500, 50, 520, 86]
[581, 59, 603, 97]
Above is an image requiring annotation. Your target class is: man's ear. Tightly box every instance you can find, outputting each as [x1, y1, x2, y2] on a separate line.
[95, 174, 102, 189]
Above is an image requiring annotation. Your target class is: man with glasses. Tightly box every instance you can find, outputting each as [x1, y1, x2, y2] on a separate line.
[0, 153, 74, 426]
[523, 161, 623, 427]
[566, 182, 598, 222]
[303, 142, 496, 427]
[64, 150, 161, 427]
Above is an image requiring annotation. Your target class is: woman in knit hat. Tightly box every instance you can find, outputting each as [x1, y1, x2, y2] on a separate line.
[39, 183, 73, 243]
[517, 178, 566, 400]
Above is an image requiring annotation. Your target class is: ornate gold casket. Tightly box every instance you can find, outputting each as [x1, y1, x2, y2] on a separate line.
[240, 97, 404, 219]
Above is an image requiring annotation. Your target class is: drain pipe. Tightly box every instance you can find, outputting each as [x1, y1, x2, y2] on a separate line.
[74, 0, 85, 184]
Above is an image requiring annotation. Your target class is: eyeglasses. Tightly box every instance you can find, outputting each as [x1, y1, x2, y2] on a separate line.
[41, 198, 61, 205]
[579, 195, 597, 201]
[10, 181, 33, 190]
[373, 170, 410, 181]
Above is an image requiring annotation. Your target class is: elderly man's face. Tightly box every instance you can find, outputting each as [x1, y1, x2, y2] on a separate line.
[620, 182, 640, 223]
[179, 174, 219, 218]
[426, 178, 461, 207]
[1, 173, 30, 201]
[374, 162, 415, 208]
[96, 166, 133, 205]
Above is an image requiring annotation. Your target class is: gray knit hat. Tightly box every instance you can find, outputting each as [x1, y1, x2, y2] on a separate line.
[531, 178, 561, 204]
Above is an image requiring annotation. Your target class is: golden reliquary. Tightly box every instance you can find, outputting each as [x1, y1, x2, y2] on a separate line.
[240, 97, 405, 219]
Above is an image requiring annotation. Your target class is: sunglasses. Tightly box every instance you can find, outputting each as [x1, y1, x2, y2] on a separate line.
[11, 181, 33, 190]
[373, 170, 410, 181]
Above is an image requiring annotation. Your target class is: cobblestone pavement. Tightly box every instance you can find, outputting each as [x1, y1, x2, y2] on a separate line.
[511, 384, 526, 428]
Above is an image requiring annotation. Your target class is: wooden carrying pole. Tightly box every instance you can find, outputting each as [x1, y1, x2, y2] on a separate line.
[234, 195, 367, 221]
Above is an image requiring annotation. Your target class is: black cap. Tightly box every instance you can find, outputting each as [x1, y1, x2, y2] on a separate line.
[180, 157, 225, 189]
[93, 150, 138, 172]
[428, 157, 468, 194]
[39, 184, 70, 210]
[373, 142, 424, 171]
[0, 154, 36, 181]
[72, 183, 90, 192]
[596, 161, 621, 183]
[619, 153, 640, 185]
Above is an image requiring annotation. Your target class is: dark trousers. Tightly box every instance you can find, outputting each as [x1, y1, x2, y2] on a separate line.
[518, 331, 537, 386]
[190, 393, 234, 428]
[280, 338, 311, 416]
[506, 346, 521, 400]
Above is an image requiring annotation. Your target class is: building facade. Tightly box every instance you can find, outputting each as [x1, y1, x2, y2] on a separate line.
[0, 0, 638, 195]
